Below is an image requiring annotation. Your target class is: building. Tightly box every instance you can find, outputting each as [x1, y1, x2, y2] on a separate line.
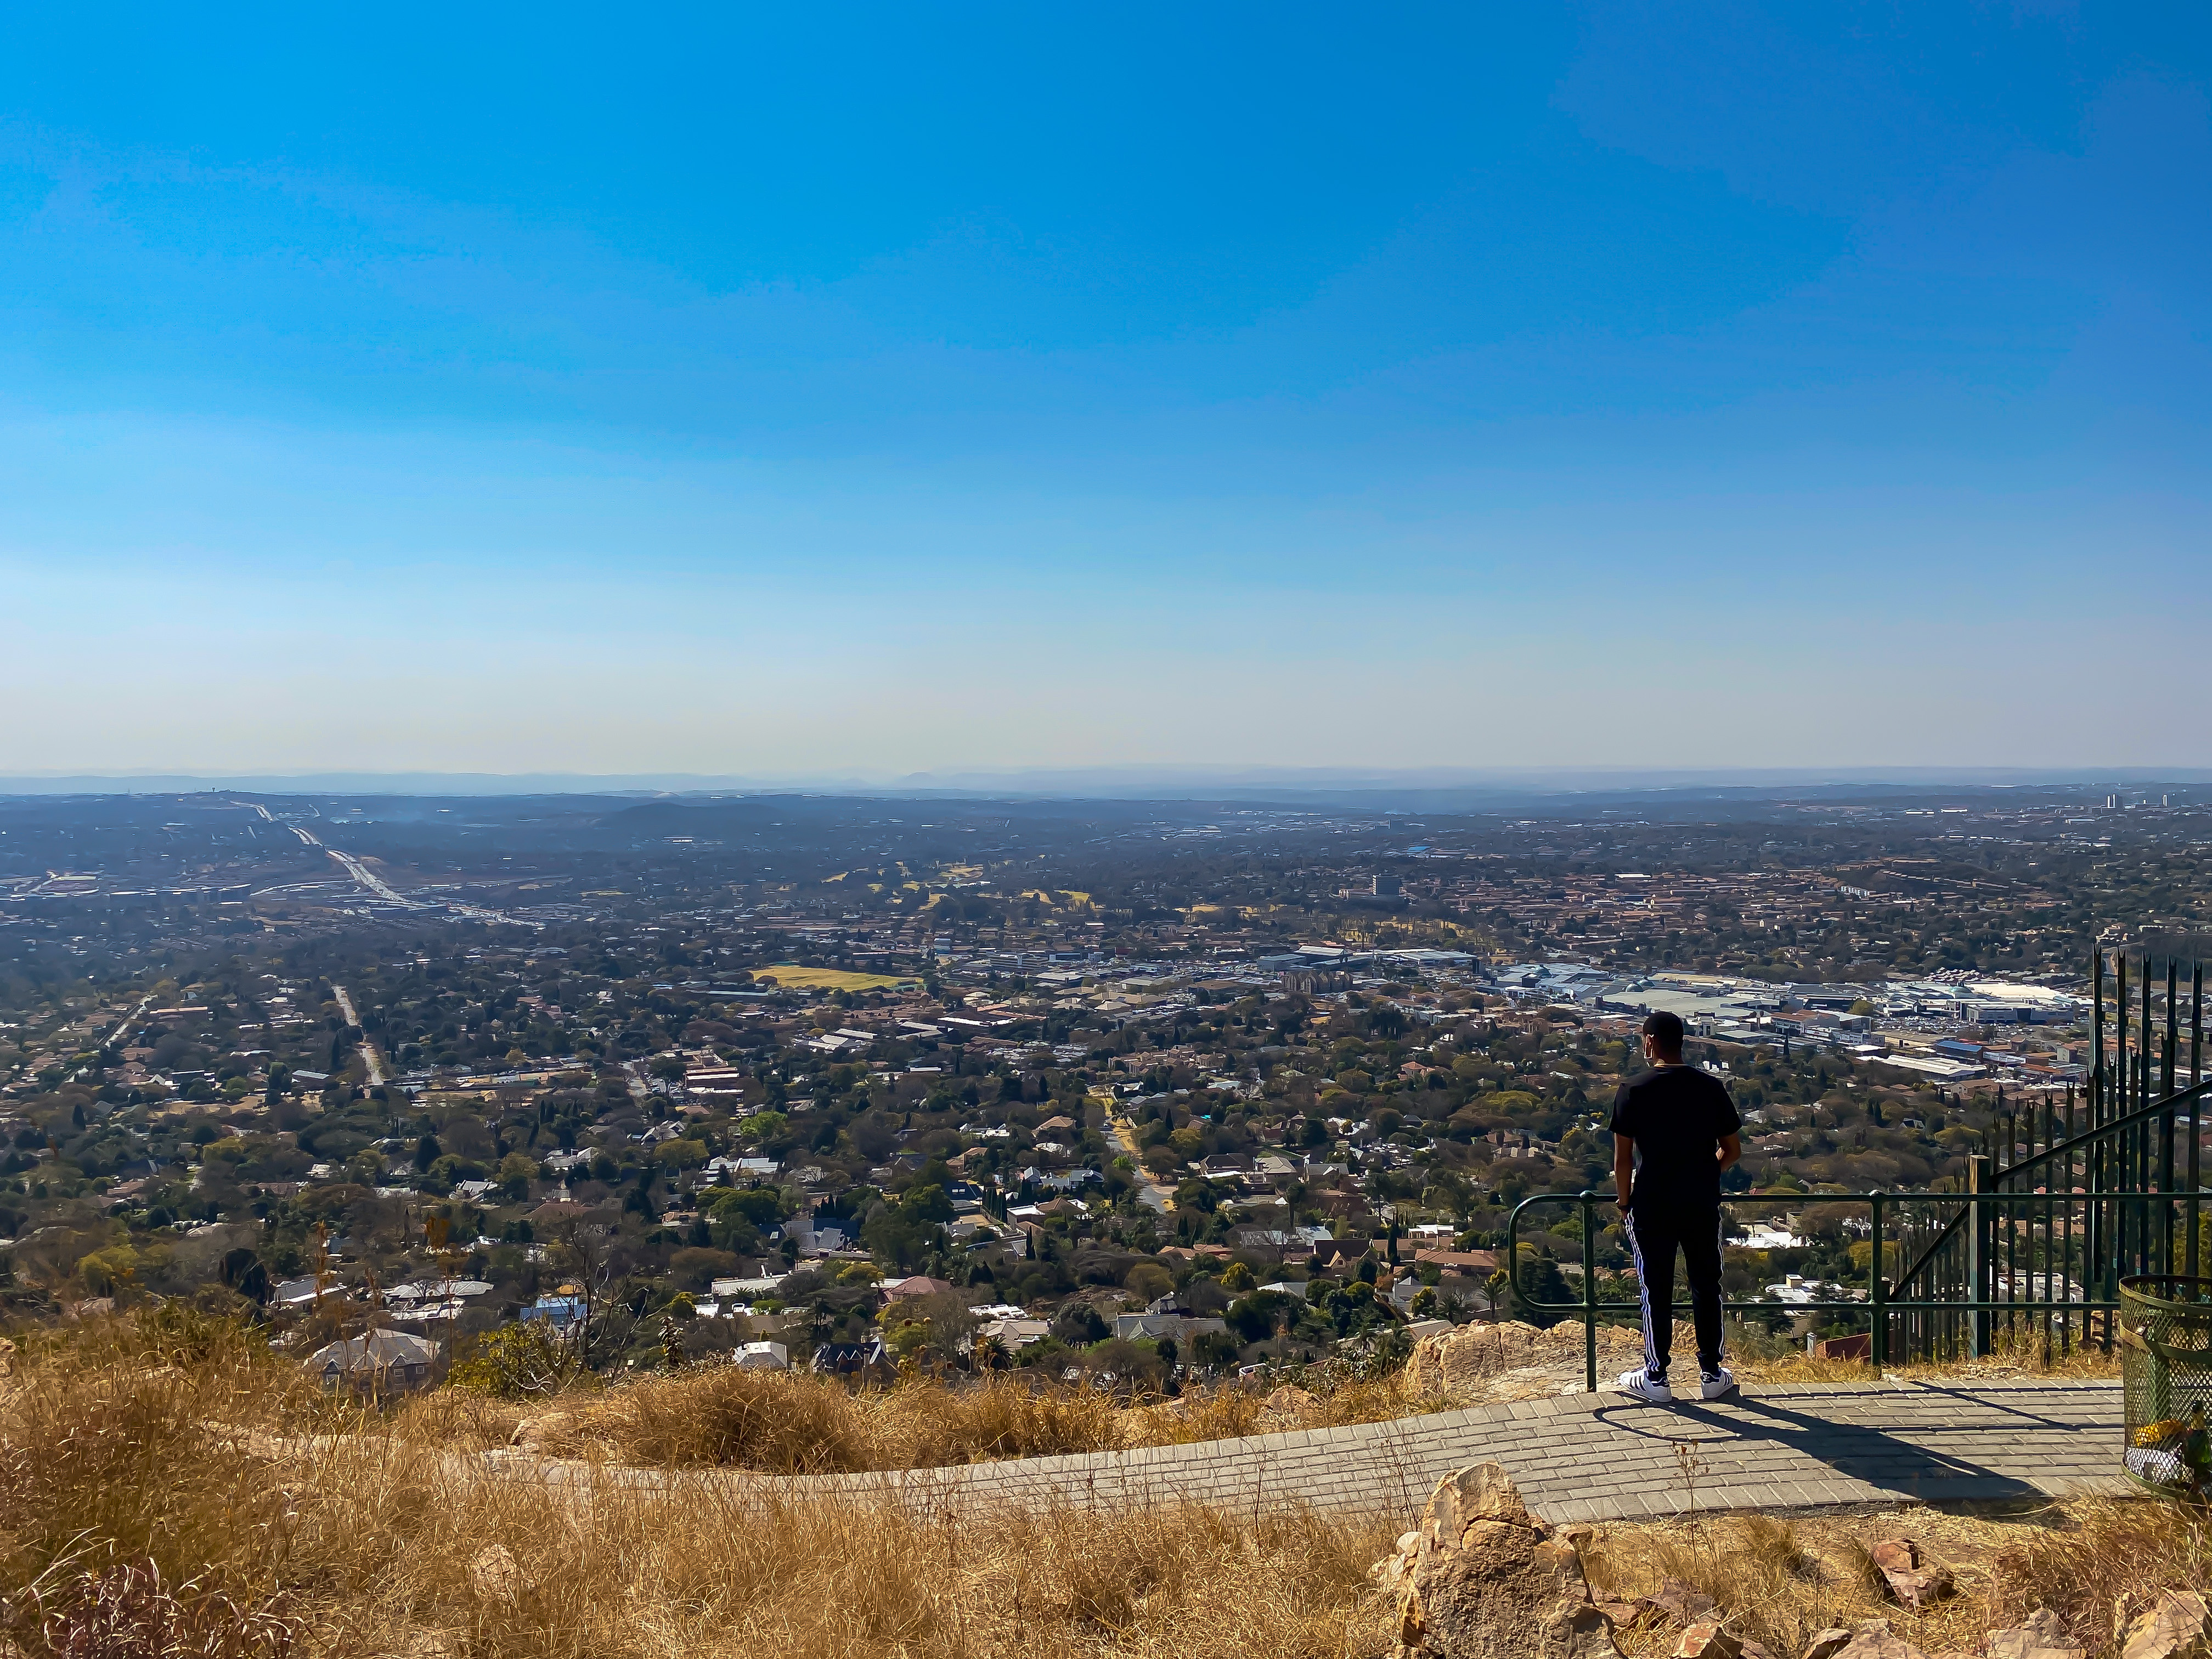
[881, 1274, 957, 1305]
[811, 1339, 893, 1379]
[306, 1329, 444, 1393]
[1111, 1310, 1229, 1343]
[521, 1293, 586, 1335]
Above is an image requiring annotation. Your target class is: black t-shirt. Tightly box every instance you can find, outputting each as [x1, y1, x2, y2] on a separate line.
[1610, 1065, 1741, 1209]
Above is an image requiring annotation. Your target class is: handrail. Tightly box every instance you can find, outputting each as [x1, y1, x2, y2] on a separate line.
[1502, 1187, 2173, 1390]
[1482, 948, 2209, 1389]
[1990, 1075, 2210, 1188]
[1883, 1074, 2211, 1299]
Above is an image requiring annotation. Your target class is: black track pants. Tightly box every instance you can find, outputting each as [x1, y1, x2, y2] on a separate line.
[1624, 1202, 1724, 1379]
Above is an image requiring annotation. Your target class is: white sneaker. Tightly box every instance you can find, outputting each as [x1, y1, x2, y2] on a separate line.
[1616, 1368, 1674, 1403]
[1699, 1367, 1737, 1400]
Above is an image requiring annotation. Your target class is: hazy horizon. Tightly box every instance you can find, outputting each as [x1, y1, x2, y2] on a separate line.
[2, 763, 2208, 804]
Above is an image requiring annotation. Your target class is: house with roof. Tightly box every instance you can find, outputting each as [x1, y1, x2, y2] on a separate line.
[810, 1338, 893, 1379]
[521, 1293, 586, 1335]
[306, 1328, 444, 1393]
[880, 1274, 957, 1305]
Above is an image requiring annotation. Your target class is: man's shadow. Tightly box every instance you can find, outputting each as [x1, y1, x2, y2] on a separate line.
[1583, 1387, 2092, 1502]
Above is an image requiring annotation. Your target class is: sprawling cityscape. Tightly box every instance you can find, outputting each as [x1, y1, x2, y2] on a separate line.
[3, 779, 2201, 1383]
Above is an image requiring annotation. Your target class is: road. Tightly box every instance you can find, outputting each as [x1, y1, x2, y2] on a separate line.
[330, 985, 390, 1086]
[1098, 1096, 1176, 1213]
[287, 821, 522, 926]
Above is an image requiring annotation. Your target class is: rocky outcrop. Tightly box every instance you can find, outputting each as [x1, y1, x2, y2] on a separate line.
[1372, 1461, 1622, 1658]
[1674, 1623, 1741, 1657]
[468, 1544, 522, 1604]
[2121, 1592, 2211, 1659]
[509, 1411, 581, 1455]
[1981, 1609, 2085, 1658]
[1403, 1322, 1673, 1400]
[1259, 1384, 1320, 1426]
[1869, 1539, 1954, 1611]
[1815, 1621, 1925, 1659]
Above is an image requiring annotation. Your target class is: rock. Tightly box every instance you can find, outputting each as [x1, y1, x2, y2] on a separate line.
[468, 1544, 522, 1603]
[1262, 1384, 1319, 1418]
[1546, 1601, 1623, 1659]
[1647, 1577, 1722, 1626]
[1869, 1539, 1954, 1611]
[1825, 1621, 1928, 1659]
[1374, 1532, 1424, 1592]
[1674, 1622, 1742, 1657]
[1404, 1321, 1693, 1400]
[1984, 1609, 2086, 1659]
[510, 1411, 577, 1454]
[2121, 1592, 2212, 1659]
[1738, 1643, 1776, 1659]
[1374, 1461, 1624, 1658]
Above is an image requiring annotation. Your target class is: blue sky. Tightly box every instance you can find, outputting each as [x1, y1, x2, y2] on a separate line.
[2, 3, 2208, 777]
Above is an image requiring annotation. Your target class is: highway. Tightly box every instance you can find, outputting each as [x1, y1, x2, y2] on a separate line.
[286, 821, 521, 926]
[288, 824, 420, 909]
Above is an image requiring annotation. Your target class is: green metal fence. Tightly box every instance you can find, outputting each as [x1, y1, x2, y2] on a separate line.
[1506, 1187, 2189, 1392]
[1501, 949, 2211, 1390]
[1885, 951, 2206, 1361]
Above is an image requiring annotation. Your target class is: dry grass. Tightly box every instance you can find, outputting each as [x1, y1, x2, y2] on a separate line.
[1984, 1497, 2212, 1651]
[0, 1311, 1395, 1658]
[1584, 1496, 2212, 1659]
[1739, 1326, 2124, 1391]
[387, 1359, 1448, 1475]
[569, 1366, 1127, 1471]
[2, 1311, 2204, 1659]
[749, 965, 918, 991]
[374, 1318, 2129, 1481]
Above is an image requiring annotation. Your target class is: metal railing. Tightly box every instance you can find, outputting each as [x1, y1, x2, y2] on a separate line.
[1500, 949, 2212, 1391]
[1506, 1187, 2180, 1392]
[1886, 951, 2205, 1359]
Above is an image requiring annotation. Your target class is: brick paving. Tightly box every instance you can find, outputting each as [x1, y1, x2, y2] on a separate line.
[513, 1376, 2125, 1526]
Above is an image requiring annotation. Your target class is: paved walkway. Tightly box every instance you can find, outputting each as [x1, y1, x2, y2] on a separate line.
[496, 1378, 2126, 1527]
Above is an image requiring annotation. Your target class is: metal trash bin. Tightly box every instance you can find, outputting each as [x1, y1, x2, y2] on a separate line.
[2118, 1275, 2212, 1499]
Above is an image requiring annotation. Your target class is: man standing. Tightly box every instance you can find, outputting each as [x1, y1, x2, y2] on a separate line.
[1610, 1010, 1741, 1403]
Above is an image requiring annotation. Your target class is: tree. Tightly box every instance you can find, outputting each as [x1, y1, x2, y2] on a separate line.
[709, 1186, 791, 1229]
[654, 1137, 708, 1172]
[1123, 1261, 1173, 1303]
[1053, 1300, 1108, 1345]
[1513, 1251, 1573, 1328]
[218, 1246, 270, 1304]
[898, 1183, 955, 1226]
[496, 1152, 539, 1203]
[449, 1322, 583, 1399]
